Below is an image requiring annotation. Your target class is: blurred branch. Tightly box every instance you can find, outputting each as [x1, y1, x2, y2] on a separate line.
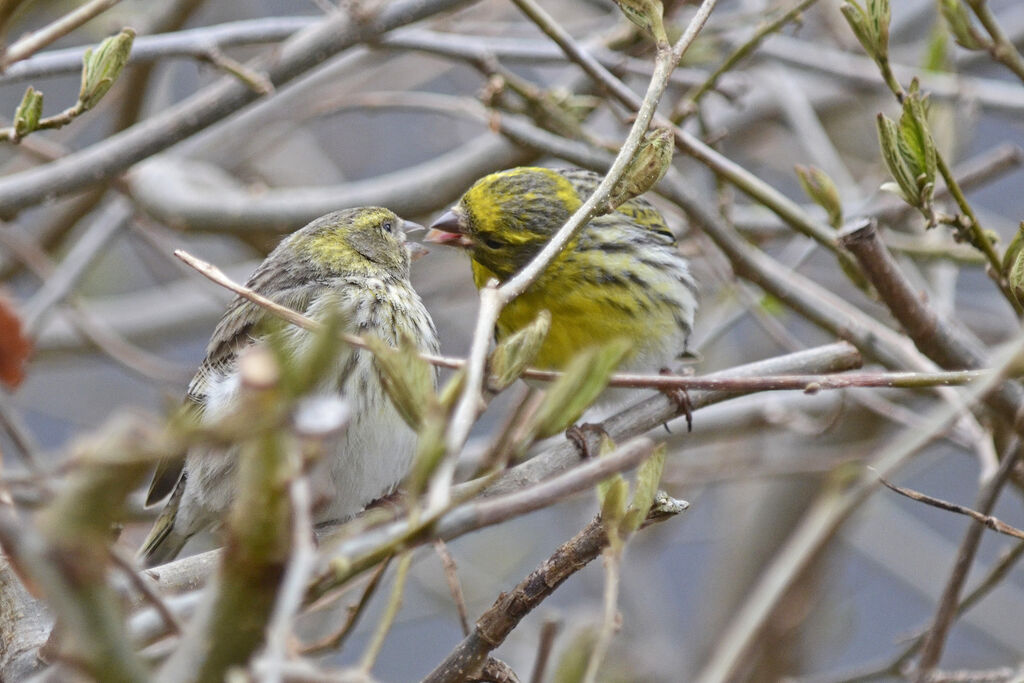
[0, 414, 158, 681]
[129, 135, 535, 232]
[157, 363, 296, 683]
[0, 0, 477, 215]
[143, 343, 861, 601]
[759, 34, 1024, 115]
[423, 495, 684, 683]
[0, 0, 121, 70]
[965, 0, 1024, 83]
[839, 223, 1024, 431]
[692, 328, 1024, 683]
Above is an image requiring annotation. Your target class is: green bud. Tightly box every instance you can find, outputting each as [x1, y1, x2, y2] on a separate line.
[795, 165, 843, 229]
[78, 27, 135, 111]
[487, 310, 550, 392]
[939, 0, 987, 50]
[12, 86, 43, 140]
[612, 0, 668, 45]
[531, 340, 630, 438]
[622, 443, 665, 534]
[607, 126, 674, 212]
[367, 333, 437, 431]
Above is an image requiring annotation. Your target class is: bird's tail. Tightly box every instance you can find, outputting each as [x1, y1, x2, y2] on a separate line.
[137, 488, 189, 568]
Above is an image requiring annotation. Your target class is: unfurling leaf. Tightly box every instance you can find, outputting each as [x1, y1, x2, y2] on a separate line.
[607, 126, 674, 213]
[487, 310, 550, 391]
[612, 0, 668, 45]
[78, 28, 135, 111]
[367, 333, 437, 431]
[875, 81, 936, 221]
[12, 86, 42, 139]
[841, 0, 890, 62]
[531, 340, 631, 438]
[795, 165, 843, 229]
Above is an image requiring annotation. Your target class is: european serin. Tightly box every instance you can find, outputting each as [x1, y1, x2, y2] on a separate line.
[426, 167, 696, 372]
[139, 208, 438, 567]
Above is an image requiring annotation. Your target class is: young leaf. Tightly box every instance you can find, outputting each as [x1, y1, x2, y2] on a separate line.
[487, 310, 550, 392]
[366, 333, 438, 431]
[531, 340, 631, 439]
[623, 444, 666, 534]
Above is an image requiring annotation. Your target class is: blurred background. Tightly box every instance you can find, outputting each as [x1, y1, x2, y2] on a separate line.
[1, 0, 1024, 680]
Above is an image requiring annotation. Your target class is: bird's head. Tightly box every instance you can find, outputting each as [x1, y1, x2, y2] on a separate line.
[426, 167, 581, 280]
[291, 207, 426, 279]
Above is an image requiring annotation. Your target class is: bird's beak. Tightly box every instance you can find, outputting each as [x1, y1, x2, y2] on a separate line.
[402, 220, 426, 235]
[406, 242, 429, 262]
[425, 209, 474, 249]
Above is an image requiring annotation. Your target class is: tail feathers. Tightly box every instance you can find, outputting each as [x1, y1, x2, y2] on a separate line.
[138, 490, 190, 568]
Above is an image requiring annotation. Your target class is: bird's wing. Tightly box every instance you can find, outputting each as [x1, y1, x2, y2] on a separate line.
[144, 263, 323, 506]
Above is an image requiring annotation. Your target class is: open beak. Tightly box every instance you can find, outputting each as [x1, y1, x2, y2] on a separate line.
[425, 209, 474, 249]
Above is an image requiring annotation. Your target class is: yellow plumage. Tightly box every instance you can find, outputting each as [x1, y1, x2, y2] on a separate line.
[429, 166, 697, 371]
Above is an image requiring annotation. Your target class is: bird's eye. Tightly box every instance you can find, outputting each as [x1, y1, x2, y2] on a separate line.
[483, 236, 502, 249]
[382, 221, 393, 234]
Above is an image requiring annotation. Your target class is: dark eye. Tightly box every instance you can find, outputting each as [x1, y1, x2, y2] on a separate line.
[483, 236, 502, 249]
[382, 221, 393, 234]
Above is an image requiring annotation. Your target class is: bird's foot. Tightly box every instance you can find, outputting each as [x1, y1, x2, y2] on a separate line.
[565, 422, 610, 459]
[660, 367, 693, 433]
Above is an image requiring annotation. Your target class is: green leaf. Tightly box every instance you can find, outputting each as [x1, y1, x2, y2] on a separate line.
[531, 340, 631, 438]
[623, 444, 666, 534]
[487, 310, 550, 391]
[405, 406, 446, 498]
[367, 333, 438, 431]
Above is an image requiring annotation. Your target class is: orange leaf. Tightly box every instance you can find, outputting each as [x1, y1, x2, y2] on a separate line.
[0, 296, 31, 389]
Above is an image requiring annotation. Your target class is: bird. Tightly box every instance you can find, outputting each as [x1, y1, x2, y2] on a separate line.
[138, 207, 438, 567]
[425, 166, 696, 374]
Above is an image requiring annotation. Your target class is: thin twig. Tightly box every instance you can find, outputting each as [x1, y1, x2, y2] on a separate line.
[299, 558, 392, 655]
[358, 551, 413, 674]
[581, 549, 620, 683]
[0, 0, 121, 70]
[877, 475, 1024, 541]
[434, 539, 470, 636]
[915, 437, 1024, 677]
[529, 618, 561, 683]
[108, 548, 181, 636]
